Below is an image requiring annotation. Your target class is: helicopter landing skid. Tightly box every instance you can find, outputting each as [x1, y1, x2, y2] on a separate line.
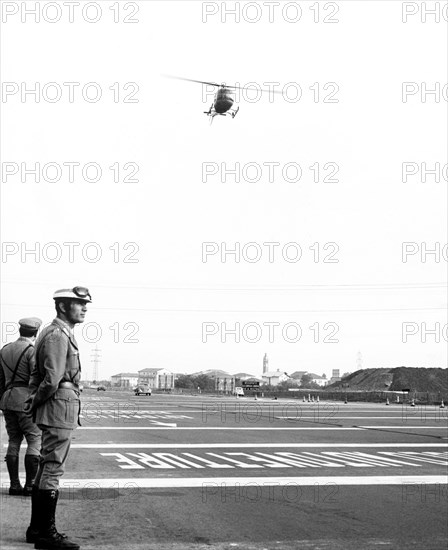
[204, 103, 214, 116]
[204, 106, 239, 124]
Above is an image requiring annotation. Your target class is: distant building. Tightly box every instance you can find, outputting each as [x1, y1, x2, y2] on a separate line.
[234, 373, 257, 381]
[263, 353, 269, 374]
[308, 373, 328, 387]
[262, 369, 289, 386]
[290, 371, 308, 381]
[190, 370, 235, 393]
[214, 376, 235, 393]
[138, 368, 175, 390]
[193, 369, 231, 377]
[111, 372, 139, 388]
[329, 368, 341, 384]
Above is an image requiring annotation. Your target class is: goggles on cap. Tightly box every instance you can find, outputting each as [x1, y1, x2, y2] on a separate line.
[72, 286, 92, 301]
[53, 287, 92, 303]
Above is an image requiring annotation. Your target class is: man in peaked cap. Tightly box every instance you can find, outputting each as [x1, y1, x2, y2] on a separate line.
[25, 287, 91, 550]
[0, 317, 42, 496]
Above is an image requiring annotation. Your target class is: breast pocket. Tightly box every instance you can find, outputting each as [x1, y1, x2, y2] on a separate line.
[67, 349, 79, 365]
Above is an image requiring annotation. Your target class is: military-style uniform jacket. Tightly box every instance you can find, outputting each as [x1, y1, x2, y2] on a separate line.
[0, 337, 36, 412]
[27, 318, 81, 429]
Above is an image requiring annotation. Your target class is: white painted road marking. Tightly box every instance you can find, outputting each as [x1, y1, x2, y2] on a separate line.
[80, 414, 425, 420]
[59, 475, 448, 488]
[76, 426, 446, 430]
[66, 443, 448, 449]
[99, 451, 448, 470]
[276, 416, 445, 419]
[11, 442, 448, 450]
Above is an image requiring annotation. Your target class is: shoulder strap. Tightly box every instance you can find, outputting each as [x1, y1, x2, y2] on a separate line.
[4, 344, 32, 390]
[0, 342, 22, 374]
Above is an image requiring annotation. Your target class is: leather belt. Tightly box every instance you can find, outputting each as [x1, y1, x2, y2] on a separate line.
[58, 381, 79, 391]
[10, 381, 29, 388]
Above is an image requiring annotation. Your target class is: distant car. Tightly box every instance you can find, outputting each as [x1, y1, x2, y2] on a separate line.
[134, 385, 152, 396]
[97, 386, 106, 391]
[234, 387, 245, 397]
[79, 384, 84, 392]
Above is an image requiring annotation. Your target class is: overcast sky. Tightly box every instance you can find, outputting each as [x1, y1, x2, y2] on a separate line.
[1, 1, 446, 380]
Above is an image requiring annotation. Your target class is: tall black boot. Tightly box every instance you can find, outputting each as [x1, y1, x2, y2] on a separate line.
[5, 455, 23, 495]
[34, 490, 79, 550]
[27, 488, 67, 544]
[23, 455, 40, 496]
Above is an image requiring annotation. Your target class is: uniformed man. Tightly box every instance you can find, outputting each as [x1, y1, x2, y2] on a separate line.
[25, 287, 92, 550]
[0, 317, 42, 496]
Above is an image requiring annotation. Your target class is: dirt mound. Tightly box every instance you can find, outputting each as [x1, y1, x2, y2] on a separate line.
[327, 367, 447, 392]
[389, 367, 448, 392]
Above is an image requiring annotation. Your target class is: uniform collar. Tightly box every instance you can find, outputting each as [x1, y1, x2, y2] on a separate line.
[18, 336, 35, 346]
[53, 317, 75, 338]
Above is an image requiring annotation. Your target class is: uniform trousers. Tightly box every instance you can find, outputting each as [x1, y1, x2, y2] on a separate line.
[34, 426, 73, 491]
[3, 410, 41, 457]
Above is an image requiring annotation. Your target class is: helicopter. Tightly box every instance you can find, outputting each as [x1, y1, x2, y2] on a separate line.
[163, 75, 283, 124]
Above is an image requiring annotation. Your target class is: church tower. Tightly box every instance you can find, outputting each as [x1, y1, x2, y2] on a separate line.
[263, 353, 269, 374]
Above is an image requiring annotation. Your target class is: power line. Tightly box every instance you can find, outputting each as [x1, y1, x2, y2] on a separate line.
[90, 348, 101, 381]
[1, 303, 446, 313]
[1, 280, 447, 291]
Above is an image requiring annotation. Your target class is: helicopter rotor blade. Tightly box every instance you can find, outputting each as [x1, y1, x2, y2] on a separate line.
[162, 75, 286, 94]
[224, 84, 285, 94]
[162, 74, 220, 87]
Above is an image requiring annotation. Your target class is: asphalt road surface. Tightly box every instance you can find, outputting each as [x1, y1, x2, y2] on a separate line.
[1, 390, 447, 550]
